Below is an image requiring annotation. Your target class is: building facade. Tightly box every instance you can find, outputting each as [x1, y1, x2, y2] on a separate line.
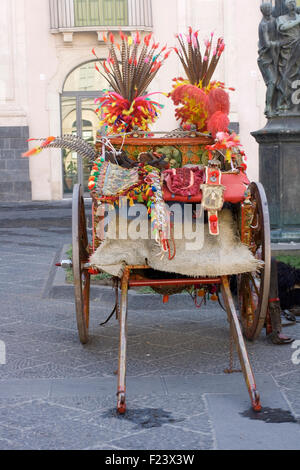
[0, 0, 282, 201]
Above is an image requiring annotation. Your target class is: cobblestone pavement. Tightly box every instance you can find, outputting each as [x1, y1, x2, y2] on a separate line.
[0, 201, 299, 450]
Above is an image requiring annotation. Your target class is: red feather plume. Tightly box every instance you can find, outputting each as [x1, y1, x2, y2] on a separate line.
[207, 111, 230, 138]
[171, 85, 208, 107]
[208, 88, 230, 117]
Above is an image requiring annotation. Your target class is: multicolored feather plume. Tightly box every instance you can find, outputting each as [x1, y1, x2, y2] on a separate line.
[93, 32, 171, 133]
[169, 28, 231, 136]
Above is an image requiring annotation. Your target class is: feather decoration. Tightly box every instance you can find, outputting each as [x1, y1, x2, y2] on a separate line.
[207, 111, 230, 138]
[94, 32, 170, 101]
[93, 32, 171, 133]
[207, 88, 230, 116]
[171, 84, 207, 106]
[172, 28, 225, 86]
[205, 132, 242, 162]
[169, 28, 231, 136]
[170, 84, 209, 129]
[22, 135, 97, 162]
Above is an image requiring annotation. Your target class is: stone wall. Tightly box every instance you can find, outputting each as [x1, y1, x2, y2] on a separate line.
[0, 127, 32, 202]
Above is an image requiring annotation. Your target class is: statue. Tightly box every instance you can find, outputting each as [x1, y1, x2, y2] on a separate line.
[258, 2, 279, 116]
[276, 0, 300, 111]
[253, 1, 300, 245]
[258, 0, 300, 115]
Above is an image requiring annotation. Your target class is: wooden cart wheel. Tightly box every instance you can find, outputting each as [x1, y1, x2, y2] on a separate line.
[238, 182, 271, 341]
[72, 184, 90, 344]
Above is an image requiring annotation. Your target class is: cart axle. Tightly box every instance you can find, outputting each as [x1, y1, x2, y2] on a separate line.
[55, 260, 73, 269]
[56, 260, 91, 270]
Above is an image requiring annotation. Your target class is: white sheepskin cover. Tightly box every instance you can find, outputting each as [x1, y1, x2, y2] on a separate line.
[89, 209, 263, 278]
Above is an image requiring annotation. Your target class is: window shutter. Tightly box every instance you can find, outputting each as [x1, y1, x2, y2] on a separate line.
[75, 0, 128, 27]
[103, 0, 128, 26]
[115, 0, 128, 25]
[75, 0, 101, 26]
[89, 0, 101, 25]
[102, 0, 114, 25]
[74, 0, 88, 26]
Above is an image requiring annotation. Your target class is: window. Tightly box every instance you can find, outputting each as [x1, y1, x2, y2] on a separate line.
[61, 61, 107, 195]
[64, 62, 107, 92]
[74, 0, 128, 27]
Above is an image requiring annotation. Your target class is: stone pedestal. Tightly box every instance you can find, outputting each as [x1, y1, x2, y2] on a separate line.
[252, 117, 300, 243]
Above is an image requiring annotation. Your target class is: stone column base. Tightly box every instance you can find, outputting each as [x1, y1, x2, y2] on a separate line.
[252, 116, 300, 243]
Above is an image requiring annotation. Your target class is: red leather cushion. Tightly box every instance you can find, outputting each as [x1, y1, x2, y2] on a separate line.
[222, 172, 250, 204]
[162, 171, 249, 204]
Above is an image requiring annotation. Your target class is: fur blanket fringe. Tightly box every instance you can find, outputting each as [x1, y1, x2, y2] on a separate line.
[90, 209, 263, 278]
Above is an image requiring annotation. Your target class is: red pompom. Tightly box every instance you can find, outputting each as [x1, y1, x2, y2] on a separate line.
[208, 88, 230, 117]
[209, 214, 218, 223]
[207, 111, 230, 138]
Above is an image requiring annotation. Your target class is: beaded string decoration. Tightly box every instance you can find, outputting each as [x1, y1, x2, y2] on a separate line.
[88, 160, 170, 255]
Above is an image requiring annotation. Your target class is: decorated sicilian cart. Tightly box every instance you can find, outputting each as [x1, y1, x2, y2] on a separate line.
[24, 29, 271, 414]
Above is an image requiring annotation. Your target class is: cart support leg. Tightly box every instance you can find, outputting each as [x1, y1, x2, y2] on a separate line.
[117, 267, 130, 414]
[221, 276, 262, 412]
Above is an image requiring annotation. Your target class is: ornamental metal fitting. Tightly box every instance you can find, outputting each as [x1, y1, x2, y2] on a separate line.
[57, 259, 73, 269]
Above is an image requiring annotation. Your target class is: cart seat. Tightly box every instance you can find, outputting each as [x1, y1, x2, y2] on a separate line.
[163, 171, 250, 204]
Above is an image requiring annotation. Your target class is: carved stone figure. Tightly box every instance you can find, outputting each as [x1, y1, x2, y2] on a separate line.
[276, 0, 300, 111]
[258, 2, 279, 116]
[253, 1, 300, 245]
[258, 0, 300, 116]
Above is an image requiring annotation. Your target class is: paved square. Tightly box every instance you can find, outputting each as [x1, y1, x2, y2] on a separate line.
[0, 201, 299, 450]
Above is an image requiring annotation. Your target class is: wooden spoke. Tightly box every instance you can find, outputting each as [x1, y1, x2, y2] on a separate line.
[238, 182, 271, 340]
[72, 184, 91, 344]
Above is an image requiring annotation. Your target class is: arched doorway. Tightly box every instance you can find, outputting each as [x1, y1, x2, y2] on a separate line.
[61, 61, 107, 195]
